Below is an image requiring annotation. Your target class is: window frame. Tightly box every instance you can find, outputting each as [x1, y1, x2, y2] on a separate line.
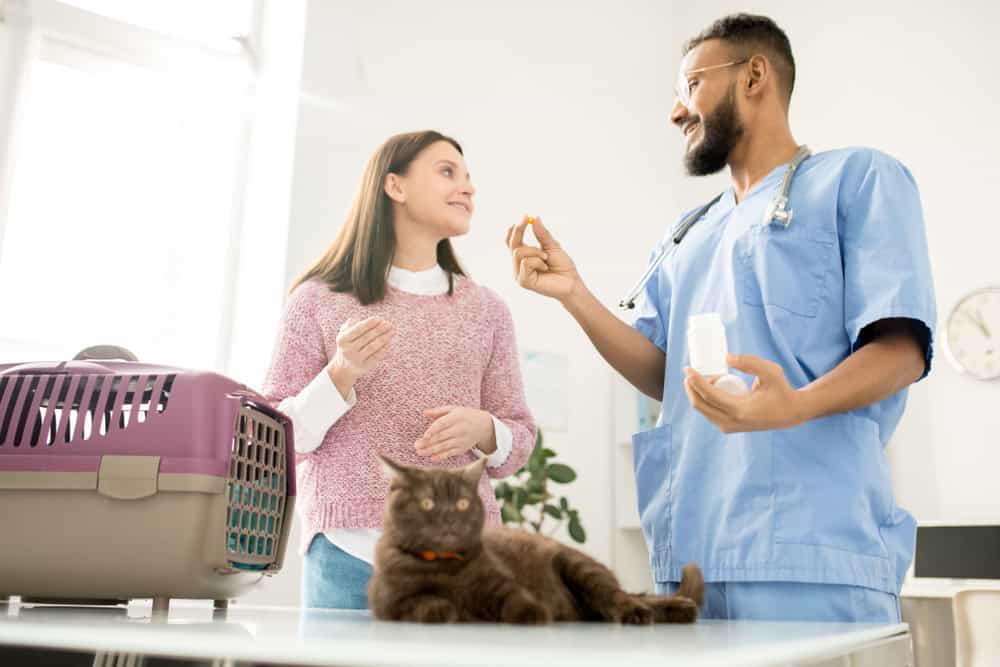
[0, 0, 266, 371]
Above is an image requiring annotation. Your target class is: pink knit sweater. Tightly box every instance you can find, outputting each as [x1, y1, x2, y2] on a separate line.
[262, 276, 536, 553]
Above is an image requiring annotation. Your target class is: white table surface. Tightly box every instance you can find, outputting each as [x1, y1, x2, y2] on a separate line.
[0, 601, 909, 667]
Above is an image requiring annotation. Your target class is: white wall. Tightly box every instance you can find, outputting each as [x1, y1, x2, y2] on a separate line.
[260, 0, 678, 604]
[267, 0, 1000, 605]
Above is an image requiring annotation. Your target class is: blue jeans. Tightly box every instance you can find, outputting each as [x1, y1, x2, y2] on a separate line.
[655, 581, 901, 623]
[302, 534, 372, 610]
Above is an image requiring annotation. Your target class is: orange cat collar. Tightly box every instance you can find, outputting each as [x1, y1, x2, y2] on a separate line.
[419, 550, 464, 561]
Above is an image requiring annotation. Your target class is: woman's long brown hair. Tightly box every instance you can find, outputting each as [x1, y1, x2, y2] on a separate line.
[290, 131, 466, 304]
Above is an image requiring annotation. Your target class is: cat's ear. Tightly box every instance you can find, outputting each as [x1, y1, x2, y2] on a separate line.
[460, 457, 488, 485]
[378, 455, 412, 482]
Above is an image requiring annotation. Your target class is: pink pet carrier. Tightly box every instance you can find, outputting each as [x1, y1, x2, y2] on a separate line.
[0, 346, 295, 611]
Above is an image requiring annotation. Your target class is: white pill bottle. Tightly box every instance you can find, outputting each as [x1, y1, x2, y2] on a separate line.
[687, 313, 749, 395]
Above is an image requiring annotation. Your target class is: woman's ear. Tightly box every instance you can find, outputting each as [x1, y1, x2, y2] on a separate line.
[384, 173, 406, 204]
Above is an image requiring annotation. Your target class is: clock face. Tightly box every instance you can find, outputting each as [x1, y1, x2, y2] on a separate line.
[945, 287, 1000, 380]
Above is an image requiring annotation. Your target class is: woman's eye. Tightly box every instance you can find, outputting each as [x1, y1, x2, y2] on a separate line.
[442, 167, 453, 177]
[456, 498, 470, 511]
[420, 498, 435, 511]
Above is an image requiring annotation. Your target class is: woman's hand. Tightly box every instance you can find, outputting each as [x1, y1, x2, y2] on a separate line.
[326, 317, 394, 397]
[415, 406, 495, 462]
[506, 216, 581, 303]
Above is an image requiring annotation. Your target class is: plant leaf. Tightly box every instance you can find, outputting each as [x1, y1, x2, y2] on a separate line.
[526, 479, 545, 494]
[568, 517, 586, 543]
[543, 504, 562, 520]
[546, 464, 576, 484]
[501, 504, 522, 524]
[528, 456, 543, 475]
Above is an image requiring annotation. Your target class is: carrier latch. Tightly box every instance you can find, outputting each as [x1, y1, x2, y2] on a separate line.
[97, 455, 160, 500]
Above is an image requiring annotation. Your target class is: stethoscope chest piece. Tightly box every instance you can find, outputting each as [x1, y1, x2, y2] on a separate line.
[763, 195, 793, 228]
[762, 145, 811, 228]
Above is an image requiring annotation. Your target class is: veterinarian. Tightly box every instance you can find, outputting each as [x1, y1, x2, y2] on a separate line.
[506, 13, 935, 622]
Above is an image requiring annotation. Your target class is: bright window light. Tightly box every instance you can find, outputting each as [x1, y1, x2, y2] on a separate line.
[0, 58, 247, 368]
[58, 0, 255, 46]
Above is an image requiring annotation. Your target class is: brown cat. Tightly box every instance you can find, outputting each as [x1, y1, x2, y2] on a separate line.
[368, 455, 704, 625]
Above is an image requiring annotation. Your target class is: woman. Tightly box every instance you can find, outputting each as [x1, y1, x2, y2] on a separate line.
[263, 130, 536, 609]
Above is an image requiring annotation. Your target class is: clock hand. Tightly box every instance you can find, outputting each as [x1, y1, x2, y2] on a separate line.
[965, 311, 990, 338]
[975, 310, 992, 338]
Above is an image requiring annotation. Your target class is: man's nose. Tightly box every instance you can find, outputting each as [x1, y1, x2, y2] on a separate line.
[670, 98, 689, 127]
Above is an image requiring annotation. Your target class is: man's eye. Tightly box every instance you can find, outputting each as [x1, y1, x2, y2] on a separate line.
[688, 80, 699, 94]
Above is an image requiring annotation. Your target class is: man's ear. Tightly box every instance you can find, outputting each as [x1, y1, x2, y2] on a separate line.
[384, 173, 406, 204]
[460, 457, 488, 485]
[746, 54, 768, 97]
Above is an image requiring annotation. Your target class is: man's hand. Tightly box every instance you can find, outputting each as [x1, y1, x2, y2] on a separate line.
[505, 216, 581, 302]
[415, 406, 495, 462]
[683, 354, 807, 433]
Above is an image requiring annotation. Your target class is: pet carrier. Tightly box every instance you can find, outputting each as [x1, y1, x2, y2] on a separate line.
[0, 346, 295, 611]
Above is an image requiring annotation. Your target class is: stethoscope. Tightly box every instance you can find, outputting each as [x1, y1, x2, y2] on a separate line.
[619, 145, 812, 310]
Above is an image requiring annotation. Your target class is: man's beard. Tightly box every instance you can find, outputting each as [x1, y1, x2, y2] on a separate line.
[684, 84, 744, 176]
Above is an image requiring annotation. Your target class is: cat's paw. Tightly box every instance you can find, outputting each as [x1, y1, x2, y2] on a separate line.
[410, 598, 459, 624]
[501, 595, 552, 625]
[664, 596, 699, 623]
[618, 599, 654, 625]
[633, 593, 701, 623]
[649, 595, 699, 623]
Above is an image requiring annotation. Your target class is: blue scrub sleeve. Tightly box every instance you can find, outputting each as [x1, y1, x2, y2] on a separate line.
[631, 242, 669, 353]
[840, 151, 936, 379]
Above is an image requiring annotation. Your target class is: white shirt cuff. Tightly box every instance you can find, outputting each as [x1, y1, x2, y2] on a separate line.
[278, 369, 356, 453]
[474, 416, 513, 468]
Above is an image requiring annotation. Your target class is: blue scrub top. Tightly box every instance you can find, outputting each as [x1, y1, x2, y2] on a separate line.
[631, 147, 936, 595]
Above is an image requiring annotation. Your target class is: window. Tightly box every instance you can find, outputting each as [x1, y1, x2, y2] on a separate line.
[0, 0, 259, 369]
[57, 1, 255, 48]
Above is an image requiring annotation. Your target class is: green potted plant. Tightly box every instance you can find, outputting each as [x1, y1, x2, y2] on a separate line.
[493, 429, 586, 543]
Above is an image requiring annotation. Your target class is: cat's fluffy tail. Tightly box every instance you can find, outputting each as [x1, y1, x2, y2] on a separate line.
[677, 562, 704, 607]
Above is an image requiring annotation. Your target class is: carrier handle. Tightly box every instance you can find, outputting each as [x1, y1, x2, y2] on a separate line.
[0, 360, 114, 375]
[73, 345, 138, 362]
[0, 345, 138, 376]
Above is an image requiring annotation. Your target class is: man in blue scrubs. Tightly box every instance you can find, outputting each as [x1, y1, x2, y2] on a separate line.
[506, 13, 935, 622]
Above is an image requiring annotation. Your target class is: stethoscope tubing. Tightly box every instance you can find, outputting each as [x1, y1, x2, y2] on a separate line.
[619, 145, 811, 310]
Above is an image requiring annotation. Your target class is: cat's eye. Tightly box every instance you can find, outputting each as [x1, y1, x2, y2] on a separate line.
[456, 498, 470, 511]
[420, 498, 435, 511]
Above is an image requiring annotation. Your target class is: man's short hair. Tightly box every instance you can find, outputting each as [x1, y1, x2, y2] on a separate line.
[683, 14, 795, 105]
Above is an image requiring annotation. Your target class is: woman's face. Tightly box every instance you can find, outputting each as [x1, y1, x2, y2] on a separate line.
[390, 140, 476, 238]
